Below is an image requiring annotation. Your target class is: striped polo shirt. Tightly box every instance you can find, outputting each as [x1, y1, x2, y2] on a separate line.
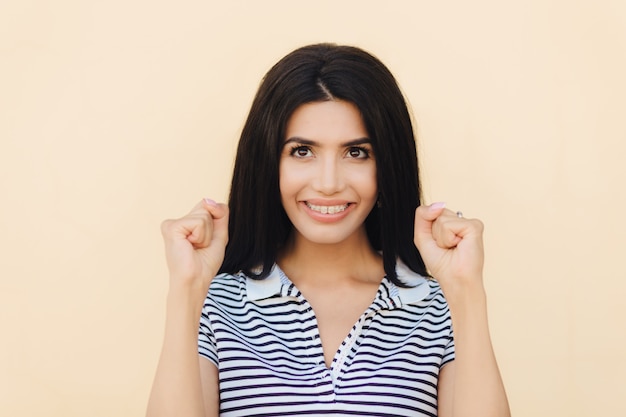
[198, 261, 455, 417]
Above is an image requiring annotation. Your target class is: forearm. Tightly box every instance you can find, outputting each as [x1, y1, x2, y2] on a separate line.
[445, 283, 510, 417]
[146, 286, 207, 417]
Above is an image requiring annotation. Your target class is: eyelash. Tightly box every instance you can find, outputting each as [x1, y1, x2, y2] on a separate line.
[288, 145, 371, 159]
[347, 146, 371, 159]
[289, 145, 313, 158]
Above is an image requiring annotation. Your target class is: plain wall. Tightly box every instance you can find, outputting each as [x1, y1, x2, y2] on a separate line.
[1, 1, 625, 415]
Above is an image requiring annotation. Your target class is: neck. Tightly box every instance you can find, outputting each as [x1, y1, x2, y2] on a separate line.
[278, 228, 384, 288]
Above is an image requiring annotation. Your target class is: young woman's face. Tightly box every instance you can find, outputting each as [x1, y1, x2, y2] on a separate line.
[279, 100, 377, 246]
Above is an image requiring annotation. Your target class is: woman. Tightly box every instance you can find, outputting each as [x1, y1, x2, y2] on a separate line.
[147, 44, 510, 417]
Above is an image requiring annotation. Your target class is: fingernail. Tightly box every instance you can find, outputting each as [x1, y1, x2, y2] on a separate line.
[204, 198, 218, 207]
[430, 202, 446, 210]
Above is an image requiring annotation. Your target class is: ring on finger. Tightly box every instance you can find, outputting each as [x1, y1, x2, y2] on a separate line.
[456, 211, 463, 218]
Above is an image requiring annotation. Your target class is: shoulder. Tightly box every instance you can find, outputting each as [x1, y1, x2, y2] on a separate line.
[209, 271, 246, 293]
[420, 279, 452, 322]
[424, 279, 448, 305]
[205, 267, 285, 308]
[391, 262, 451, 324]
[204, 272, 248, 310]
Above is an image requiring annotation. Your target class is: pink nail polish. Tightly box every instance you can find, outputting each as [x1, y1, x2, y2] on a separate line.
[204, 198, 218, 207]
[430, 202, 446, 210]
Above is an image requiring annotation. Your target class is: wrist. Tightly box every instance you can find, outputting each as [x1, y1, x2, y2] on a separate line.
[440, 279, 489, 326]
[440, 278, 486, 304]
[166, 281, 209, 317]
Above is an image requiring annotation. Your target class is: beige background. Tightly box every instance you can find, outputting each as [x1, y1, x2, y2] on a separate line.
[1, 0, 625, 415]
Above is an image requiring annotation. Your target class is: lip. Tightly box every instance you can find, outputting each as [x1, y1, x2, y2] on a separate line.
[300, 200, 355, 223]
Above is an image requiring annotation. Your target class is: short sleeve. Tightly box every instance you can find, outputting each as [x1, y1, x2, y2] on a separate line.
[441, 327, 455, 367]
[198, 306, 218, 366]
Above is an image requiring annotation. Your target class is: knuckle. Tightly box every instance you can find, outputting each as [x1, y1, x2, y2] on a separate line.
[471, 219, 485, 232]
[160, 219, 173, 235]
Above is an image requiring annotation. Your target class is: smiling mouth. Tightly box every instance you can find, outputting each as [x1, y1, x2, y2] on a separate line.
[305, 202, 350, 214]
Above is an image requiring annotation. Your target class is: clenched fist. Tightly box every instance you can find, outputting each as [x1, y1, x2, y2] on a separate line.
[413, 202, 485, 294]
[160, 199, 229, 292]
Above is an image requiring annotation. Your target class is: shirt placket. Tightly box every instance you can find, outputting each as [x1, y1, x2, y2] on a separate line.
[291, 285, 337, 400]
[330, 281, 399, 397]
[329, 306, 381, 398]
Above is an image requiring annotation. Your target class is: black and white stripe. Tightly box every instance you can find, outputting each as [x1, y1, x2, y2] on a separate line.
[199, 262, 454, 416]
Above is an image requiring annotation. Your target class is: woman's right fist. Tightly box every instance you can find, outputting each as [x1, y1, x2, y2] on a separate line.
[160, 199, 229, 289]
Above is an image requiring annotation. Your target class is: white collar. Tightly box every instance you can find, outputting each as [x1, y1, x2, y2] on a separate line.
[245, 260, 430, 306]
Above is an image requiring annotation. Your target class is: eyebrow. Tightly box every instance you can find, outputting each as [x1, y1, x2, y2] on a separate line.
[283, 137, 371, 147]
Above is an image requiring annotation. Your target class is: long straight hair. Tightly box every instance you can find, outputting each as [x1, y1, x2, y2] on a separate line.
[219, 43, 427, 286]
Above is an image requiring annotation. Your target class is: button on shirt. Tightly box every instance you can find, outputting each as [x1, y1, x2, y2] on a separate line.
[199, 261, 455, 417]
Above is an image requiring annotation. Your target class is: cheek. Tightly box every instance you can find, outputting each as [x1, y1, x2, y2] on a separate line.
[356, 168, 378, 200]
[279, 162, 309, 194]
[279, 166, 301, 205]
[278, 166, 291, 194]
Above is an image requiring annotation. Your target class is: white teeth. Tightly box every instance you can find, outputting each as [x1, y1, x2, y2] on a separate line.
[306, 203, 349, 214]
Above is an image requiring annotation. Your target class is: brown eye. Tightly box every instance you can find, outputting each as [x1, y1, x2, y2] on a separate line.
[347, 147, 369, 159]
[290, 146, 313, 158]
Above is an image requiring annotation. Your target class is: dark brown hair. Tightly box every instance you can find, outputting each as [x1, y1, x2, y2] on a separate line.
[219, 43, 426, 286]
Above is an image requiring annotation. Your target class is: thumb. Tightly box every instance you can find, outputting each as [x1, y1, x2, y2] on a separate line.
[413, 202, 446, 249]
[206, 202, 229, 248]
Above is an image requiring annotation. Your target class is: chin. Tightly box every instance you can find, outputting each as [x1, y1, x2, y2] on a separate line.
[292, 224, 368, 247]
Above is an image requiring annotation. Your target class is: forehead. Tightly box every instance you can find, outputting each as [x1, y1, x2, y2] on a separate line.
[285, 101, 368, 142]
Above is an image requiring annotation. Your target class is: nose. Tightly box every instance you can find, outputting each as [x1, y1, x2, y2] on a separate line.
[313, 156, 345, 195]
